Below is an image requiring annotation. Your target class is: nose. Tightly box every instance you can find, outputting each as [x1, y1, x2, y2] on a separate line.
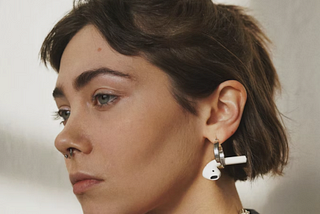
[54, 114, 93, 157]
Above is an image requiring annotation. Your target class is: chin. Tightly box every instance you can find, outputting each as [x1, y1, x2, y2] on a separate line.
[77, 195, 105, 214]
[80, 200, 116, 214]
[79, 197, 150, 214]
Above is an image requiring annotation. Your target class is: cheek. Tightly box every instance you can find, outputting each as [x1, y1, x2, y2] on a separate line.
[90, 98, 203, 208]
[94, 95, 199, 168]
[79, 80, 205, 214]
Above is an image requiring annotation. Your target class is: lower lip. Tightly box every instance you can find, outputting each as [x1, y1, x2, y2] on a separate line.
[73, 179, 102, 195]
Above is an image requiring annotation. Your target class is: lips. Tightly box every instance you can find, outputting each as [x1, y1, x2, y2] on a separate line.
[70, 173, 103, 195]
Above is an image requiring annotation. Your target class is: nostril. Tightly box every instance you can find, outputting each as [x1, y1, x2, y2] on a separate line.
[55, 125, 93, 157]
[64, 148, 75, 159]
[66, 147, 79, 158]
[63, 148, 73, 159]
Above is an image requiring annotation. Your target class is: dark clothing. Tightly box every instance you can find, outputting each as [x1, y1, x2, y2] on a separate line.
[246, 209, 259, 214]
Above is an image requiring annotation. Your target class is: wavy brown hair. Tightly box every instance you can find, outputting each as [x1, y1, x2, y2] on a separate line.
[41, 0, 289, 181]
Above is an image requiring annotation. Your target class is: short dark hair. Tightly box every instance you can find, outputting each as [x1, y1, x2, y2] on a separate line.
[41, 0, 288, 181]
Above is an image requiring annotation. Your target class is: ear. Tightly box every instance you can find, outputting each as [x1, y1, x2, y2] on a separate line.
[201, 80, 247, 144]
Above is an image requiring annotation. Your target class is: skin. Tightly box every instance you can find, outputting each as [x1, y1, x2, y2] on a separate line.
[54, 25, 247, 214]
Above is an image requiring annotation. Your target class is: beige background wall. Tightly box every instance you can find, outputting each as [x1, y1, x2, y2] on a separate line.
[237, 1, 320, 213]
[0, 0, 319, 213]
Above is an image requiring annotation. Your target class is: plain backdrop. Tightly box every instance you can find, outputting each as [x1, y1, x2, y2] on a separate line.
[0, 0, 319, 213]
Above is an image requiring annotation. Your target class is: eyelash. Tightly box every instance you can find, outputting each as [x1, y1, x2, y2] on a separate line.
[54, 93, 118, 124]
[53, 109, 70, 125]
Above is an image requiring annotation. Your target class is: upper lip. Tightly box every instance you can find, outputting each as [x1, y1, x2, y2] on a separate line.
[69, 172, 103, 185]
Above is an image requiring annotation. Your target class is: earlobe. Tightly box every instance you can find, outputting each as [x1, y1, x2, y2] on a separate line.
[202, 80, 247, 144]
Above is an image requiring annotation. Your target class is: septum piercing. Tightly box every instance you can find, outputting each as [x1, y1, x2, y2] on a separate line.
[64, 148, 73, 159]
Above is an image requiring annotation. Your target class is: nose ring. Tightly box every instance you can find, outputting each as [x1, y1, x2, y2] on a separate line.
[69, 148, 73, 157]
[64, 148, 73, 159]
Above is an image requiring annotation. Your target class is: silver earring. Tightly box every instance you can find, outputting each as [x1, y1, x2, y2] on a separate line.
[202, 139, 247, 181]
[64, 154, 68, 159]
[213, 140, 225, 167]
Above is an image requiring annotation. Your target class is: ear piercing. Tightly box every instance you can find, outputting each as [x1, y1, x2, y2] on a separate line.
[64, 148, 73, 159]
[213, 141, 247, 168]
[214, 140, 225, 166]
[202, 139, 247, 180]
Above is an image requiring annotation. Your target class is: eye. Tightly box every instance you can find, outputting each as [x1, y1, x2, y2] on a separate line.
[54, 109, 71, 125]
[94, 94, 118, 106]
[59, 109, 71, 120]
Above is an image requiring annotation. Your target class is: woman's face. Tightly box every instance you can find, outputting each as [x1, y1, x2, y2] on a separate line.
[54, 25, 205, 213]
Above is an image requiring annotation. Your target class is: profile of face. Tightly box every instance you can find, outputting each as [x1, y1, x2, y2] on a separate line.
[53, 25, 208, 213]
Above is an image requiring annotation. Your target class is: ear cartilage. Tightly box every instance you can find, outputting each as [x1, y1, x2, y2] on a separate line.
[224, 156, 247, 165]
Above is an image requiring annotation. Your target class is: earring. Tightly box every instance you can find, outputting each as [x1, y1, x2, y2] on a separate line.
[202, 139, 247, 181]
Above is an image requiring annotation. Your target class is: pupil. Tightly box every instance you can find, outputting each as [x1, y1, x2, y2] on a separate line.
[99, 95, 109, 104]
[63, 111, 70, 118]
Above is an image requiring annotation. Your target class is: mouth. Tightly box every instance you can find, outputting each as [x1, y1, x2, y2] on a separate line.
[70, 172, 103, 195]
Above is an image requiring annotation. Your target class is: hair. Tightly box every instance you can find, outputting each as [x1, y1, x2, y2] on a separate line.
[41, 0, 288, 181]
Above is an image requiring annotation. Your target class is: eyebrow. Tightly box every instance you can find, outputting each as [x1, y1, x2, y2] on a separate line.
[53, 67, 133, 99]
[52, 87, 65, 98]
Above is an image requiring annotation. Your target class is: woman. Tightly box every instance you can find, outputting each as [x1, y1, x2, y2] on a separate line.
[41, 0, 288, 213]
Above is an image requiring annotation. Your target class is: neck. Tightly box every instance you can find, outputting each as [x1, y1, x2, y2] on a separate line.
[149, 171, 243, 214]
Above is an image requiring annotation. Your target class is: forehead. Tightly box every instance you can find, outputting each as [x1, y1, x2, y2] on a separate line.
[58, 25, 141, 84]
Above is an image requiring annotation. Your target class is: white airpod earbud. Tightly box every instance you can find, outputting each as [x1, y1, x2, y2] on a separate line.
[202, 160, 221, 180]
[224, 156, 247, 165]
[202, 140, 247, 181]
[202, 156, 247, 181]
